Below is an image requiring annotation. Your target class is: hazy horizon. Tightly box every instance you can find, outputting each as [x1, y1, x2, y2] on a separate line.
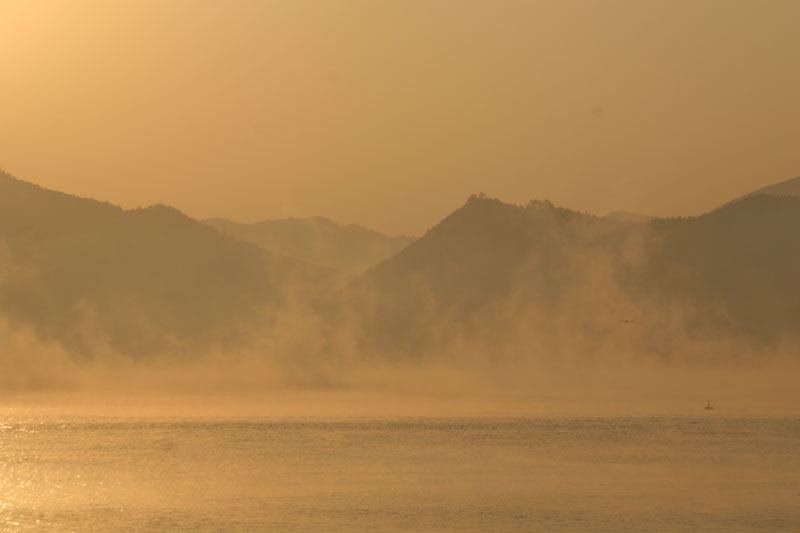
[2, 3, 799, 530]
[2, 0, 798, 234]
[2, 169, 799, 406]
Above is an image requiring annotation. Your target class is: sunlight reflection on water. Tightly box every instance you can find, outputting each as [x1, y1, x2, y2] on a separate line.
[1, 415, 798, 531]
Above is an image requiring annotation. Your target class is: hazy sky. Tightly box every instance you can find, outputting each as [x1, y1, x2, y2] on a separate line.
[1, 0, 798, 235]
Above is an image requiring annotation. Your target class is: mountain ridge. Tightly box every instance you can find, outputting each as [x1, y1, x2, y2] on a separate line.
[204, 216, 415, 275]
[353, 192, 800, 359]
[0, 170, 326, 356]
[2, 169, 799, 362]
[715, 176, 800, 211]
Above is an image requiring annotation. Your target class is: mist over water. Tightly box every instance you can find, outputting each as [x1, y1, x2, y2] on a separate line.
[1, 0, 799, 526]
[2, 187, 798, 419]
[2, 171, 799, 530]
[2, 193, 799, 533]
[0, 12, 800, 532]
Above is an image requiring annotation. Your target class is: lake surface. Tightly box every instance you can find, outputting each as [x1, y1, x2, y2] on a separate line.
[1, 414, 798, 531]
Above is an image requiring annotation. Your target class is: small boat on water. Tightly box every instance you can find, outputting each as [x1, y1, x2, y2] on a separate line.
[704, 400, 714, 410]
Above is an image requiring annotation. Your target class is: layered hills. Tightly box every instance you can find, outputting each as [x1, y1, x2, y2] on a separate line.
[353, 185, 800, 360]
[0, 170, 326, 356]
[205, 216, 414, 275]
[1, 170, 799, 363]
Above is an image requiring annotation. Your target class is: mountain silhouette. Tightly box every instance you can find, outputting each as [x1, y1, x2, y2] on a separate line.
[0, 170, 325, 356]
[644, 194, 800, 341]
[741, 176, 800, 199]
[204, 216, 414, 275]
[3, 170, 799, 363]
[351, 195, 644, 356]
[352, 193, 800, 359]
[717, 176, 800, 211]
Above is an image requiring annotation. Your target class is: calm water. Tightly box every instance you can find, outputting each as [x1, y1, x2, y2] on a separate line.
[1, 415, 798, 531]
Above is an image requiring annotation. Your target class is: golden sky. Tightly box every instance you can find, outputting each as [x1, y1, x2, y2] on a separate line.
[1, 0, 798, 234]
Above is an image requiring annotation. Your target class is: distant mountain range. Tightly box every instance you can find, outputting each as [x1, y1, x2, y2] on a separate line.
[606, 175, 800, 222]
[0, 170, 327, 356]
[1, 169, 798, 361]
[717, 176, 800, 210]
[353, 189, 800, 360]
[204, 217, 414, 275]
[733, 175, 800, 201]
